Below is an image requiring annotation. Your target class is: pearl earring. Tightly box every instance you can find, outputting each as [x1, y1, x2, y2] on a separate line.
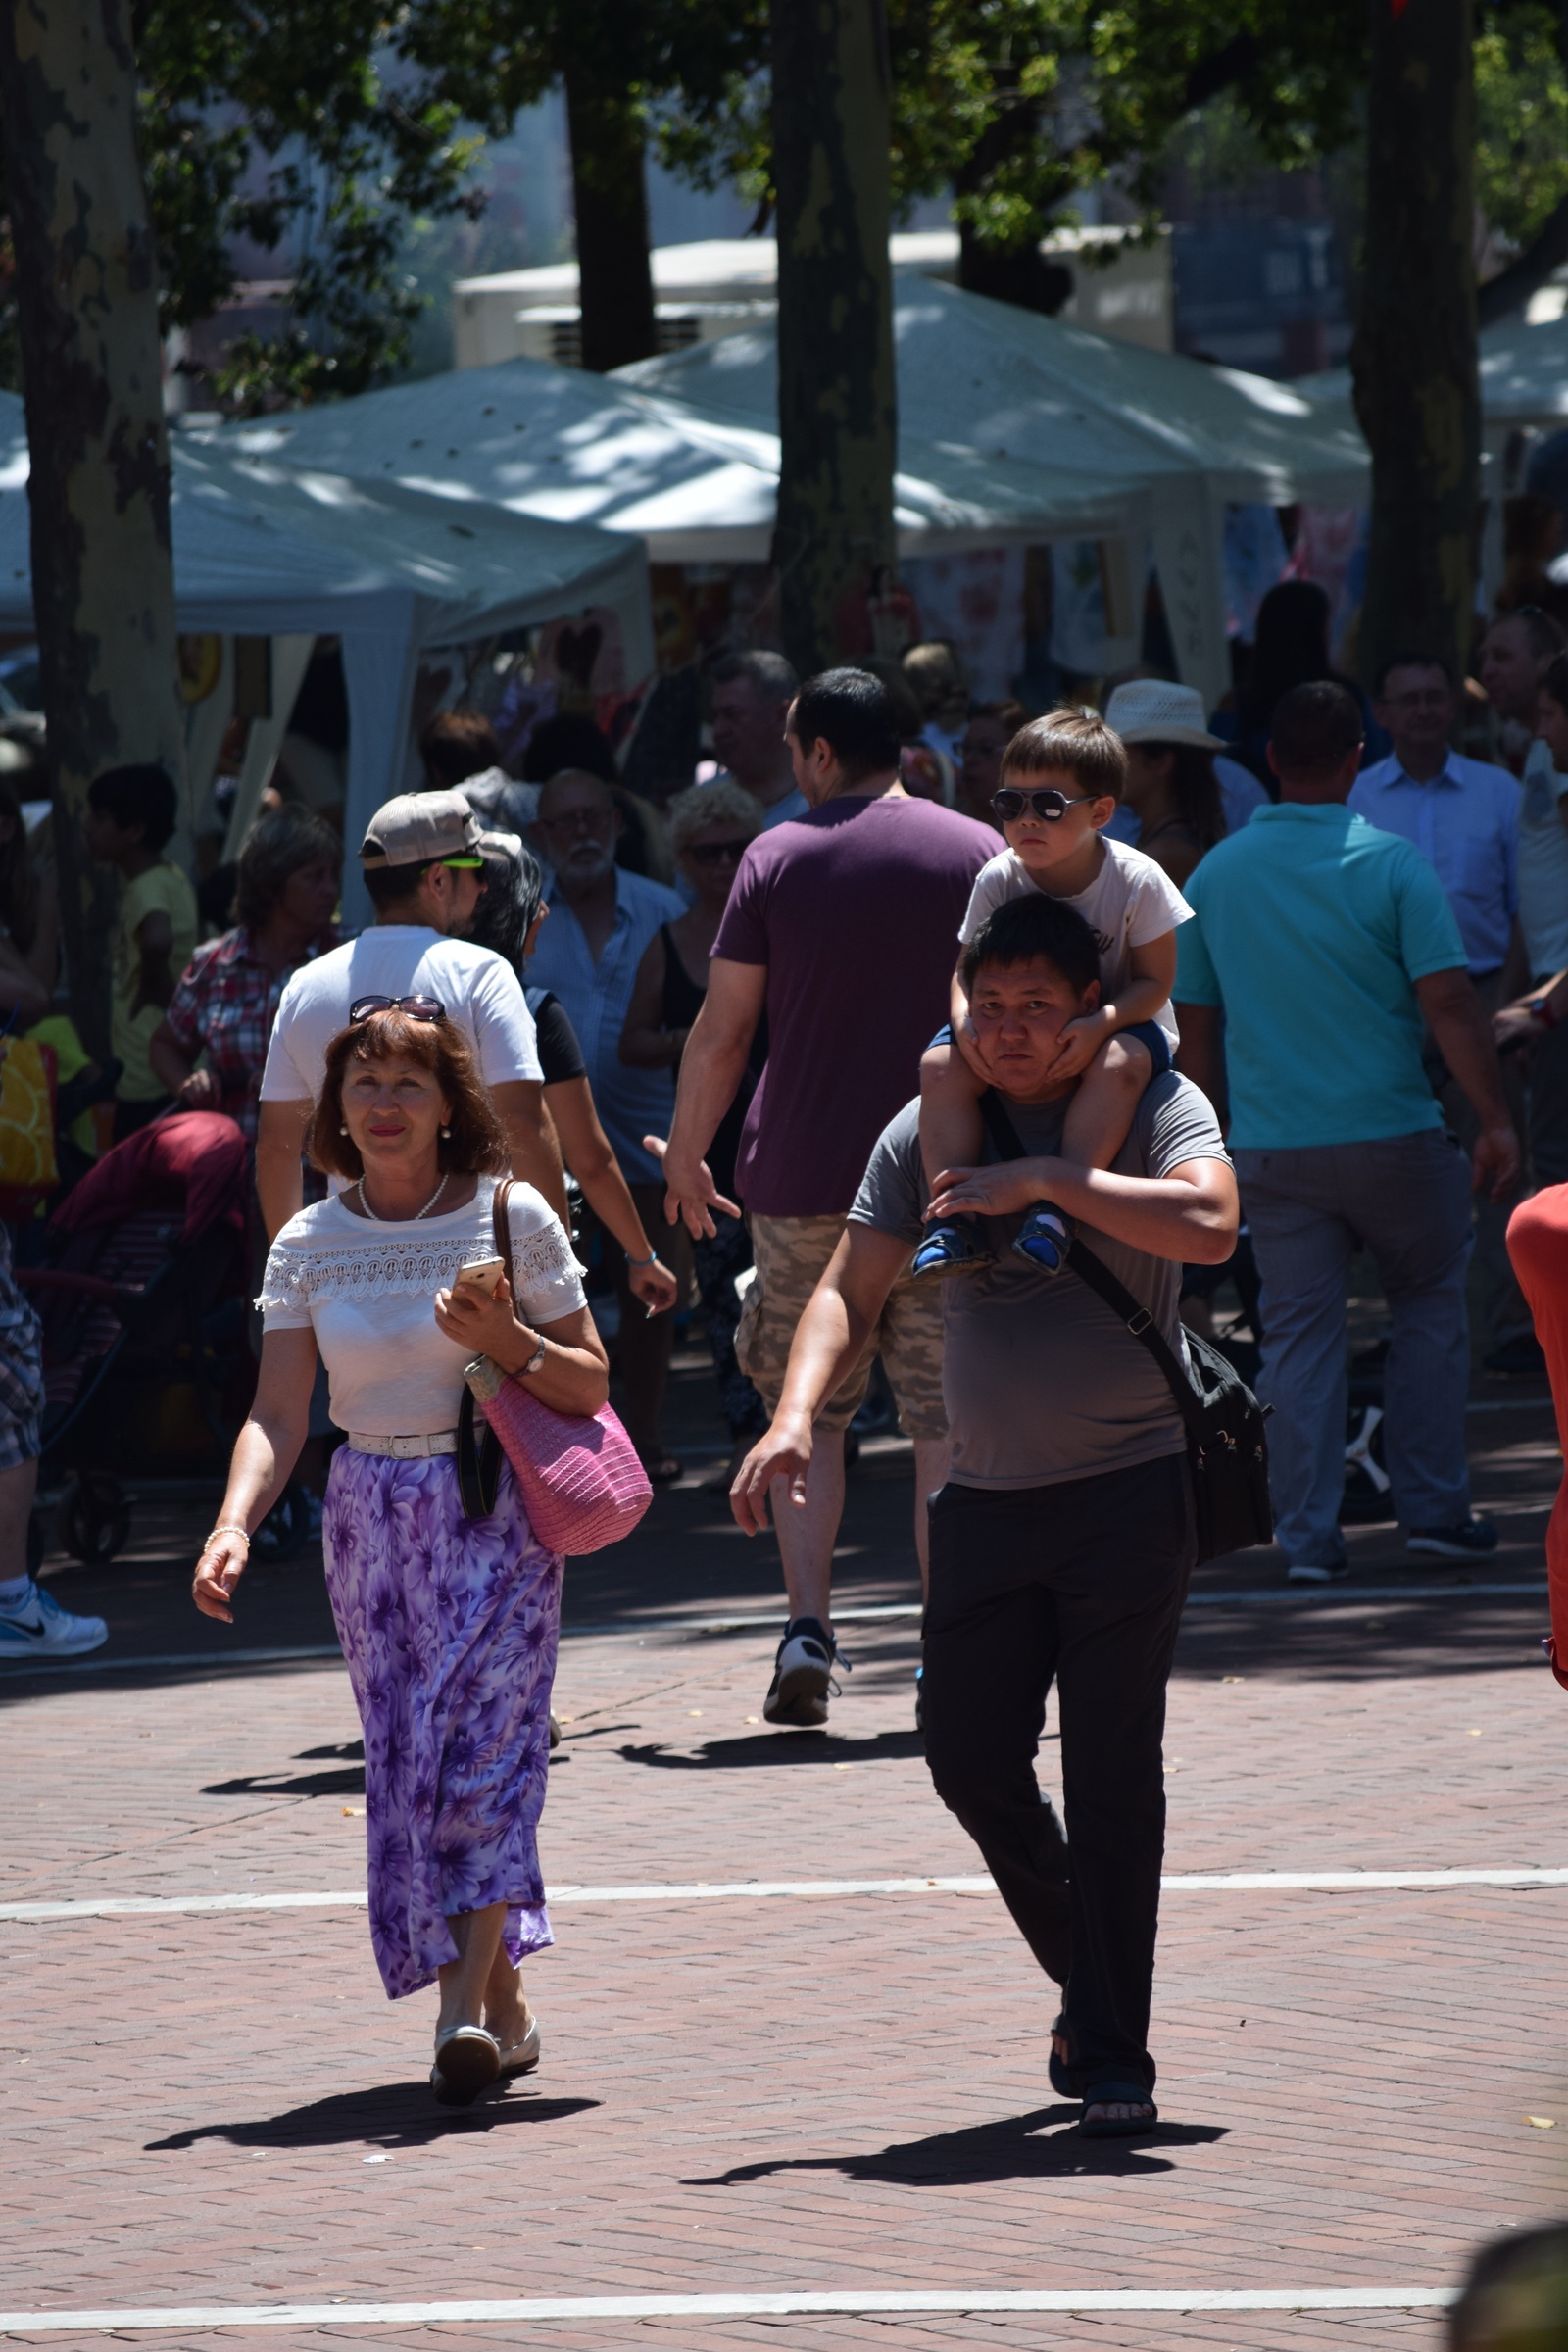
[440, 1125, 451, 1139]
[339, 1123, 348, 1135]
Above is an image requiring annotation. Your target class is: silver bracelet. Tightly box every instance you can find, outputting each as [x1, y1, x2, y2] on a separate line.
[518, 1331, 547, 1377]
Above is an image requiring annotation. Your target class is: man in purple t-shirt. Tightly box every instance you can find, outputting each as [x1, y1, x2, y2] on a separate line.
[661, 667, 995, 1727]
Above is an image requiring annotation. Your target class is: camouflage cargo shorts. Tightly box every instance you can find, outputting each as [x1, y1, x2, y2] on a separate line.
[735, 1211, 947, 1438]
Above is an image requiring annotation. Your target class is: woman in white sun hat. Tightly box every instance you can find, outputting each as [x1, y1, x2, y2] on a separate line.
[1103, 679, 1267, 888]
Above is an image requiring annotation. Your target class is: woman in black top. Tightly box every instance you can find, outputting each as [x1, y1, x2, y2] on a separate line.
[621, 782, 767, 1446]
[466, 830, 677, 1321]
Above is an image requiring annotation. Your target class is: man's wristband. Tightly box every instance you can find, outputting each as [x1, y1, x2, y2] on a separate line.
[626, 1250, 658, 1267]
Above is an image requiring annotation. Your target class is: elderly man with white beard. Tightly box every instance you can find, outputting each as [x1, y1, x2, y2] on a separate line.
[524, 767, 687, 1476]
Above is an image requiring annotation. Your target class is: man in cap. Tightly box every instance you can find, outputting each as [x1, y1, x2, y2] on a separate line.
[256, 789, 563, 1239]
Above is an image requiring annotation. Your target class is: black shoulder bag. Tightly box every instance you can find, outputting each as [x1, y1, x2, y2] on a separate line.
[977, 1094, 1273, 1565]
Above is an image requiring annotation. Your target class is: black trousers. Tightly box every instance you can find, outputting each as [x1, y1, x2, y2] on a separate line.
[921, 1451, 1194, 2095]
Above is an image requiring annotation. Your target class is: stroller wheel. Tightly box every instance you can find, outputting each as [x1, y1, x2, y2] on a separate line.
[57, 1471, 131, 1565]
[252, 1480, 313, 1565]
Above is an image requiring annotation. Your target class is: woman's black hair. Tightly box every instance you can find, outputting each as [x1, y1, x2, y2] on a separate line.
[466, 835, 546, 973]
[87, 762, 177, 852]
[521, 711, 617, 785]
[1239, 580, 1335, 731]
[1137, 742, 1224, 852]
[234, 805, 341, 929]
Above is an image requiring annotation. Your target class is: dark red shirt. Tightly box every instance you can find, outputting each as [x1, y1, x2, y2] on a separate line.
[712, 792, 996, 1217]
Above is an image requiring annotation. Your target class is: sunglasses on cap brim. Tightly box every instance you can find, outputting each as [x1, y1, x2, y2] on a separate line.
[349, 995, 448, 1024]
[438, 854, 484, 869]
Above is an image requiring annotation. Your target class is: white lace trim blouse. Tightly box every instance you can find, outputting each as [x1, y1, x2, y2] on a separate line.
[258, 1177, 587, 1437]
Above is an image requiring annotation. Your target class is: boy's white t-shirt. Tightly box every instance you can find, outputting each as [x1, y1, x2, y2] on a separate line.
[957, 838, 1194, 1045]
[259, 926, 542, 1102]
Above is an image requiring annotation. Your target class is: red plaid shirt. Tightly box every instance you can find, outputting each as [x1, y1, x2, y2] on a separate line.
[164, 927, 296, 1144]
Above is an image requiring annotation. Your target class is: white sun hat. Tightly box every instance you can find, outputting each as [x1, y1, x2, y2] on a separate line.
[1103, 679, 1223, 750]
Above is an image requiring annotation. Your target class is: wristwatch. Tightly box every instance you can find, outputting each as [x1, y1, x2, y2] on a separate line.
[1530, 995, 1559, 1031]
[519, 1331, 548, 1377]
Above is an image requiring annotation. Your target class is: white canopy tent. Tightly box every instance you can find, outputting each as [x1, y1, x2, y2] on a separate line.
[218, 278, 1369, 705]
[617, 279, 1372, 706]
[219, 349, 1135, 564]
[0, 394, 653, 923]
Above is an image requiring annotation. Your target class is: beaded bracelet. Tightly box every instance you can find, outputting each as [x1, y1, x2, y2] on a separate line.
[206, 1522, 252, 1550]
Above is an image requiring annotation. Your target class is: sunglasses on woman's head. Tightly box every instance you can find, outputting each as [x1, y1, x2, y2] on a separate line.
[992, 785, 1099, 823]
[685, 838, 752, 865]
[349, 995, 448, 1024]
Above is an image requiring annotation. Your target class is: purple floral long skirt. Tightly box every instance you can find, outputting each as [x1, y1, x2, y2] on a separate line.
[320, 1446, 562, 2000]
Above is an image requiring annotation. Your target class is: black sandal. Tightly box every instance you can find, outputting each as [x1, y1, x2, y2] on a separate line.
[1079, 2076, 1158, 2139]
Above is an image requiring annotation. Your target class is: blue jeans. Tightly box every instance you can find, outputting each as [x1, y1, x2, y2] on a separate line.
[1232, 1130, 1473, 1568]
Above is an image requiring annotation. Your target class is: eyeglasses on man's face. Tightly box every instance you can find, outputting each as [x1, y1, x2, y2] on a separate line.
[684, 838, 752, 866]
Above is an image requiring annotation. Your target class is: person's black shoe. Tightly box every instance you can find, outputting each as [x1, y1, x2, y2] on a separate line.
[1406, 1515, 1499, 1560]
[762, 1617, 849, 1726]
[1483, 1335, 1546, 1379]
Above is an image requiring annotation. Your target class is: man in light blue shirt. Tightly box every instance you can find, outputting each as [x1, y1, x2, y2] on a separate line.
[1349, 652, 1529, 1362]
[1177, 683, 1520, 1582]
[526, 767, 685, 1472]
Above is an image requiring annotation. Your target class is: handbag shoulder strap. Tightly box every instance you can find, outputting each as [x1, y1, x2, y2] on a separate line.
[975, 1089, 1204, 1442]
[492, 1174, 515, 1277]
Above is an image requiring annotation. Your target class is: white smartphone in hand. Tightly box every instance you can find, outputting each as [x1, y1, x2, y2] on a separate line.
[456, 1256, 506, 1297]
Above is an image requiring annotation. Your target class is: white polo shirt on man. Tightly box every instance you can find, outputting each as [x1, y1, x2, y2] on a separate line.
[260, 926, 542, 1105]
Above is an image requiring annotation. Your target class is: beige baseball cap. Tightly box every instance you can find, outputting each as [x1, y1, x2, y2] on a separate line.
[360, 790, 485, 870]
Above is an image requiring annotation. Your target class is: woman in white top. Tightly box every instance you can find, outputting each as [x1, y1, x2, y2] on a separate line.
[193, 1003, 607, 2107]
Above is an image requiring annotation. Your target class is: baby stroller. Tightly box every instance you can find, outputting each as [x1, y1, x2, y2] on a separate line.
[16, 1110, 298, 1563]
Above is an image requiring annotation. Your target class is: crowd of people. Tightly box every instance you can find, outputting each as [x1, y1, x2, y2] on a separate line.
[0, 600, 1557, 2137]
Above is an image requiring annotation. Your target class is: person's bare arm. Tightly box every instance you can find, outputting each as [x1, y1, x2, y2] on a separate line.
[618, 931, 684, 1069]
[546, 1074, 678, 1314]
[1173, 1001, 1224, 1111]
[1414, 966, 1521, 1200]
[255, 1097, 313, 1241]
[730, 1223, 912, 1536]
[492, 1077, 568, 1225]
[1047, 932, 1177, 1082]
[147, 1018, 211, 1105]
[192, 1325, 317, 1621]
[926, 1153, 1239, 1264]
[131, 908, 176, 1017]
[433, 1286, 609, 1417]
[662, 957, 767, 1237]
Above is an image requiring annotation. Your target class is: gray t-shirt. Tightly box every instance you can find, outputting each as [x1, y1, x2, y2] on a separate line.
[849, 1074, 1229, 1491]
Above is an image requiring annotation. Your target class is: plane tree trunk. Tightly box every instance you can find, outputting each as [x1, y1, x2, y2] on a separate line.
[1351, 0, 1481, 690]
[770, 0, 897, 677]
[0, 0, 185, 1055]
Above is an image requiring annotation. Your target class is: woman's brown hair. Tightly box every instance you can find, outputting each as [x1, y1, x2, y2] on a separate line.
[306, 1009, 509, 1181]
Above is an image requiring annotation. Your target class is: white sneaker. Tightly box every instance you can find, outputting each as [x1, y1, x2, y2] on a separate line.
[0, 1582, 108, 1658]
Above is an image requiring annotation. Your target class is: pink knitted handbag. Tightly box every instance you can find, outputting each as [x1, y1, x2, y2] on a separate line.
[460, 1183, 653, 1555]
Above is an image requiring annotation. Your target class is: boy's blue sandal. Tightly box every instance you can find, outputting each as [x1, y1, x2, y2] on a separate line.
[912, 1218, 988, 1279]
[1011, 1202, 1073, 1275]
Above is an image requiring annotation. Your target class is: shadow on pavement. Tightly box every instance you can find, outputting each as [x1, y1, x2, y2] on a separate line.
[147, 2083, 600, 2153]
[617, 1729, 926, 1770]
[687, 2104, 1227, 2187]
[202, 1763, 367, 1797]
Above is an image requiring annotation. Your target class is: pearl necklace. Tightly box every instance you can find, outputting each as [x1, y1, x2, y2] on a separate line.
[355, 1171, 450, 1224]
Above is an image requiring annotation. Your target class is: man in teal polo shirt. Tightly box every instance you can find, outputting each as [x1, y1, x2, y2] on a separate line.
[1175, 681, 1520, 1582]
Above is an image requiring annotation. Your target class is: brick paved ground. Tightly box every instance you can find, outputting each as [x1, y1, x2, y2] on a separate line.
[4, 1347, 1567, 2351]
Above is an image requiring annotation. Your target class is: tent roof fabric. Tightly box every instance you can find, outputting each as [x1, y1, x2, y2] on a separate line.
[218, 343, 1132, 560]
[0, 390, 652, 672]
[617, 278, 1370, 509]
[1296, 308, 1568, 432]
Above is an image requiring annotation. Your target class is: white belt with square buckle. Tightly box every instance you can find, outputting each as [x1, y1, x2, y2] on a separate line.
[348, 1429, 460, 1459]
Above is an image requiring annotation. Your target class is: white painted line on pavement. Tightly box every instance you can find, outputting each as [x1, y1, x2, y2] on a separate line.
[0, 2286, 1457, 2331]
[5, 1865, 1567, 1924]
